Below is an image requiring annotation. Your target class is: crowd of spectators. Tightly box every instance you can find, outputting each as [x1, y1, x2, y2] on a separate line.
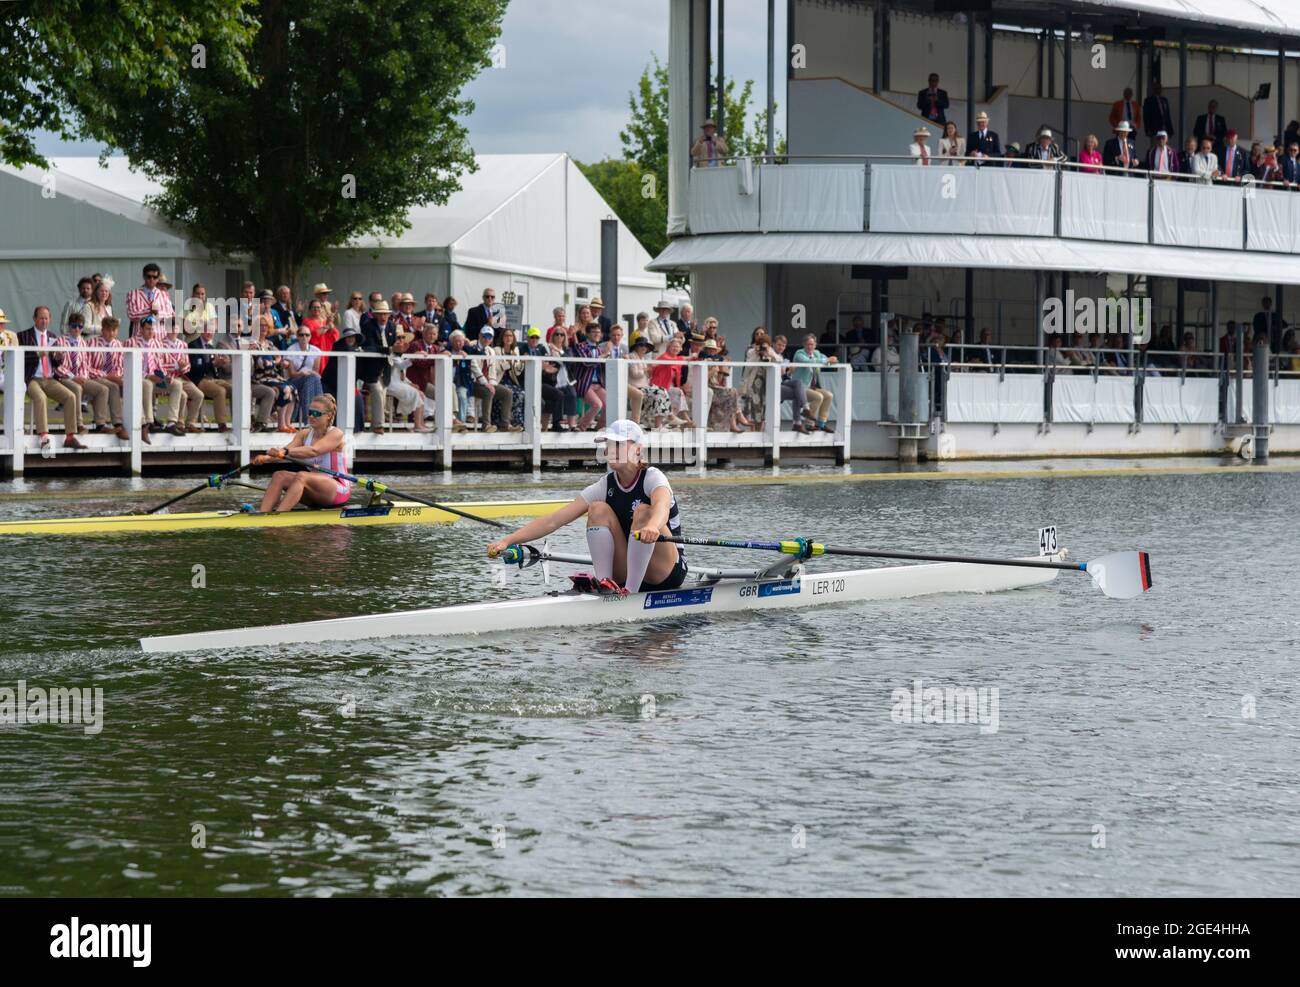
[0, 265, 852, 449]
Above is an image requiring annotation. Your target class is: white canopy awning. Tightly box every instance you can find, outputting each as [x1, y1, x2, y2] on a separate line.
[648, 232, 1300, 287]
[1072, 1, 1300, 39]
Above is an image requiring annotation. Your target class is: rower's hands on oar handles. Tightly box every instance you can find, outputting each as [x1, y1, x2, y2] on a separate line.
[252, 447, 287, 466]
[632, 528, 661, 544]
[487, 539, 513, 558]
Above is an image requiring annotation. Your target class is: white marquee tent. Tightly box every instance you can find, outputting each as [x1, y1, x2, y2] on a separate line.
[0, 153, 671, 331]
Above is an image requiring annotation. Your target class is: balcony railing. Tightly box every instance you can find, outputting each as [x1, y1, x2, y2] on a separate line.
[687, 155, 1300, 254]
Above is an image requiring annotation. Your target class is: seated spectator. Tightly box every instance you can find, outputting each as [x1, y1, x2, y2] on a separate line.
[1047, 334, 1072, 372]
[406, 322, 441, 422]
[1100, 334, 1131, 375]
[938, 121, 965, 164]
[1003, 142, 1022, 166]
[1149, 324, 1178, 368]
[469, 326, 515, 432]
[1078, 134, 1102, 174]
[386, 331, 432, 432]
[1180, 137, 1200, 176]
[873, 331, 900, 371]
[705, 350, 754, 433]
[188, 322, 232, 433]
[910, 127, 932, 165]
[771, 334, 811, 434]
[792, 333, 838, 432]
[1145, 131, 1179, 175]
[967, 328, 997, 370]
[1286, 335, 1300, 374]
[284, 326, 325, 425]
[1178, 332, 1206, 372]
[543, 326, 578, 431]
[252, 316, 295, 433]
[1256, 145, 1283, 184]
[492, 327, 526, 430]
[649, 336, 694, 429]
[1248, 141, 1263, 177]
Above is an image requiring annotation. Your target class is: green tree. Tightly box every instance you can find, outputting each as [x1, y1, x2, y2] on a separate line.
[586, 56, 784, 287]
[0, 0, 253, 169]
[9, 0, 508, 291]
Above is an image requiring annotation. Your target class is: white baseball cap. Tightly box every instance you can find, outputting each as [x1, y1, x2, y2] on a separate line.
[594, 418, 644, 444]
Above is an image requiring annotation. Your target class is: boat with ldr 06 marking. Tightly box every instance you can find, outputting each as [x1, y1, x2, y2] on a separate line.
[0, 461, 568, 536]
[138, 529, 1153, 654]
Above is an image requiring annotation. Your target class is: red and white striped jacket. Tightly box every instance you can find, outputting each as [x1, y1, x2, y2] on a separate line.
[125, 286, 176, 335]
[132, 335, 168, 376]
[157, 336, 191, 377]
[83, 336, 125, 378]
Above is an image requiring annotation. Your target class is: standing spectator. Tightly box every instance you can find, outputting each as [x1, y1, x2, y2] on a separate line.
[182, 283, 217, 341]
[20, 307, 84, 450]
[588, 297, 613, 335]
[1193, 99, 1227, 153]
[441, 295, 462, 338]
[126, 263, 175, 337]
[58, 277, 95, 332]
[309, 283, 336, 328]
[910, 127, 932, 165]
[938, 121, 966, 164]
[1103, 121, 1137, 172]
[272, 285, 298, 330]
[395, 292, 417, 333]
[1254, 296, 1285, 350]
[967, 111, 1002, 166]
[415, 292, 442, 330]
[1078, 133, 1103, 173]
[1142, 83, 1173, 139]
[360, 300, 396, 433]
[605, 323, 628, 358]
[1193, 138, 1220, 181]
[653, 301, 677, 348]
[1281, 142, 1300, 184]
[690, 119, 729, 167]
[1219, 130, 1247, 181]
[1145, 131, 1179, 175]
[1180, 137, 1200, 175]
[303, 299, 339, 371]
[741, 327, 777, 429]
[916, 73, 948, 126]
[676, 303, 697, 338]
[84, 277, 114, 331]
[342, 292, 365, 336]
[189, 323, 232, 432]
[1257, 145, 1283, 184]
[462, 288, 501, 341]
[1026, 127, 1062, 164]
[1108, 87, 1142, 132]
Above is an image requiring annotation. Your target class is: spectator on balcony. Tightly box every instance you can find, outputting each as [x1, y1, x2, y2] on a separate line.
[84, 277, 114, 332]
[360, 300, 396, 433]
[1026, 127, 1063, 165]
[938, 121, 965, 164]
[321, 325, 365, 432]
[272, 286, 298, 330]
[493, 327, 527, 430]
[60, 314, 114, 436]
[467, 326, 515, 432]
[83, 316, 130, 437]
[1003, 142, 1022, 166]
[252, 318, 296, 433]
[1193, 139, 1220, 181]
[1193, 100, 1227, 152]
[441, 296, 462, 339]
[1078, 134, 1103, 174]
[1282, 142, 1300, 184]
[285, 327, 325, 425]
[1109, 87, 1142, 132]
[1253, 296, 1285, 350]
[1180, 138, 1200, 176]
[463, 288, 503, 342]
[966, 328, 997, 371]
[740, 327, 777, 429]
[650, 336, 693, 429]
[1178, 332, 1207, 372]
[604, 323, 628, 359]
[1247, 141, 1263, 175]
[386, 332, 433, 432]
[1063, 332, 1093, 371]
[1256, 145, 1283, 184]
[341, 292, 365, 336]
[793, 334, 837, 432]
[1218, 130, 1247, 182]
[544, 325, 579, 431]
[1143, 83, 1174, 139]
[1103, 121, 1138, 173]
[916, 73, 949, 126]
[570, 323, 606, 431]
[652, 300, 677, 346]
[406, 321, 442, 421]
[20, 306, 84, 451]
[967, 111, 1002, 166]
[1145, 131, 1180, 176]
[691, 119, 729, 168]
[910, 127, 933, 165]
[135, 315, 183, 439]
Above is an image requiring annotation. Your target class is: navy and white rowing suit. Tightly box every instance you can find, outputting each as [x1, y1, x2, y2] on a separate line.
[579, 466, 688, 590]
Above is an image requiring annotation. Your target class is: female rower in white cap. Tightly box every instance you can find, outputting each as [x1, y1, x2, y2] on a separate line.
[486, 418, 687, 594]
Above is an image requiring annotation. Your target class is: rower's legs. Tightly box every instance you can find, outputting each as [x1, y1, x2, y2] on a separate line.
[258, 470, 294, 513]
[585, 501, 621, 581]
[626, 503, 679, 590]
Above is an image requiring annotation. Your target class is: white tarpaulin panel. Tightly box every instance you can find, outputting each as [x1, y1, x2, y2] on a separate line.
[975, 169, 1055, 236]
[1153, 182, 1242, 249]
[840, 371, 929, 421]
[1245, 187, 1300, 254]
[1052, 375, 1136, 423]
[689, 166, 760, 234]
[869, 165, 977, 234]
[1272, 379, 1300, 424]
[648, 232, 1300, 285]
[1060, 172, 1149, 243]
[948, 373, 1045, 423]
[1142, 377, 1220, 423]
[761, 164, 864, 232]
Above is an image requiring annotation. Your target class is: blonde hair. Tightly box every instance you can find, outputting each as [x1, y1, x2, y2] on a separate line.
[311, 393, 337, 424]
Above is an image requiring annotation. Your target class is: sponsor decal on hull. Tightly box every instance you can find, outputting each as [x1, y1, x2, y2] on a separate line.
[643, 587, 715, 610]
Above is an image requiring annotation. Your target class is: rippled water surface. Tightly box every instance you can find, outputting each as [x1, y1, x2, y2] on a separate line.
[1, 465, 1297, 896]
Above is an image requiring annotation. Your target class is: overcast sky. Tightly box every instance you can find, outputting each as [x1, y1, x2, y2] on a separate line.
[35, 0, 785, 162]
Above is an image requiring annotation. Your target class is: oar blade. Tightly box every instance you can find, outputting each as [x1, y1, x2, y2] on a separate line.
[1084, 551, 1153, 599]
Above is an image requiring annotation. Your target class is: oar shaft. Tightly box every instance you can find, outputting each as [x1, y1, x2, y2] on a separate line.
[305, 464, 508, 529]
[653, 535, 1085, 573]
[144, 462, 251, 514]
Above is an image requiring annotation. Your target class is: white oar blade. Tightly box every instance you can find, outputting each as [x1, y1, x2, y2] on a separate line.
[1084, 551, 1153, 599]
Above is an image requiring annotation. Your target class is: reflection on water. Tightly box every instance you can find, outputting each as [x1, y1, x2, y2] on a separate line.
[1, 470, 1299, 896]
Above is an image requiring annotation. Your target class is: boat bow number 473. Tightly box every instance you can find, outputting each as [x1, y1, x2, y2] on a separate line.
[138, 527, 1153, 654]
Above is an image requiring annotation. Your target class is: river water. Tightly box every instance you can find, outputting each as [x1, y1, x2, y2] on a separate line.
[1, 463, 1296, 896]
